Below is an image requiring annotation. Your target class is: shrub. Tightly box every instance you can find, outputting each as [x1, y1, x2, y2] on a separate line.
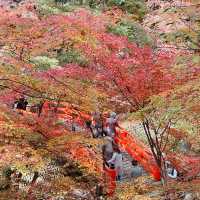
[55, 119, 65, 126]
[54, 0, 69, 3]
[2, 166, 12, 178]
[192, 55, 200, 64]
[25, 132, 46, 148]
[107, 21, 153, 47]
[37, 0, 61, 15]
[37, 0, 75, 16]
[57, 49, 89, 67]
[107, 0, 147, 21]
[31, 56, 59, 71]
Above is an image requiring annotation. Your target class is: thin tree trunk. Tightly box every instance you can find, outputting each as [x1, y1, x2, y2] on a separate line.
[142, 119, 168, 185]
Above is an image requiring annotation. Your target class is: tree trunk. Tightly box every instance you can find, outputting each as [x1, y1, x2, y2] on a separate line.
[142, 119, 168, 185]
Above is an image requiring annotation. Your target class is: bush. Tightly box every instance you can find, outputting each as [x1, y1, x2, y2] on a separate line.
[54, 0, 69, 3]
[192, 55, 200, 64]
[37, 0, 61, 15]
[55, 119, 65, 126]
[25, 132, 46, 148]
[2, 166, 12, 179]
[57, 49, 89, 67]
[31, 56, 59, 71]
[107, 0, 147, 21]
[107, 21, 153, 47]
[37, 0, 75, 16]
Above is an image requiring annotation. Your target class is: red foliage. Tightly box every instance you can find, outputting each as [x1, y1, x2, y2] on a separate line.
[169, 128, 187, 140]
[66, 35, 176, 109]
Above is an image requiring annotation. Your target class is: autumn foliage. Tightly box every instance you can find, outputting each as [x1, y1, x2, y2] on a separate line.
[0, 2, 199, 198]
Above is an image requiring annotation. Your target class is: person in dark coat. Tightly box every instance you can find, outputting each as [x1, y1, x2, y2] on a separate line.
[14, 97, 28, 110]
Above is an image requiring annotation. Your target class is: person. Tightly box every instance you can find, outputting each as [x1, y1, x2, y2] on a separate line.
[85, 118, 94, 135]
[91, 112, 104, 138]
[130, 159, 143, 179]
[71, 113, 78, 132]
[107, 147, 123, 181]
[14, 96, 28, 110]
[102, 137, 114, 168]
[95, 183, 104, 199]
[105, 112, 120, 138]
[165, 161, 178, 179]
[100, 113, 107, 137]
[102, 112, 109, 136]
[95, 113, 109, 137]
[37, 100, 44, 117]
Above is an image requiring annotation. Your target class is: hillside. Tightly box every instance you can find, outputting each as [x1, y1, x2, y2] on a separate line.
[0, 0, 199, 199]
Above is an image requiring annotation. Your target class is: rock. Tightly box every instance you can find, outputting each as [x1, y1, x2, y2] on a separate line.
[148, 190, 163, 198]
[178, 140, 191, 153]
[71, 189, 91, 199]
[21, 11, 38, 20]
[184, 193, 194, 200]
[35, 176, 44, 184]
[132, 195, 153, 200]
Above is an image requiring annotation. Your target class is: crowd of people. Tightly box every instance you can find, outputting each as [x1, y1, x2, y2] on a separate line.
[86, 111, 179, 182]
[85, 111, 144, 181]
[101, 135, 144, 181]
[85, 111, 121, 139]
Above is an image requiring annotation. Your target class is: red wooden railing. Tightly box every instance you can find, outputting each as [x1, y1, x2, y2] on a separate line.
[114, 129, 161, 180]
